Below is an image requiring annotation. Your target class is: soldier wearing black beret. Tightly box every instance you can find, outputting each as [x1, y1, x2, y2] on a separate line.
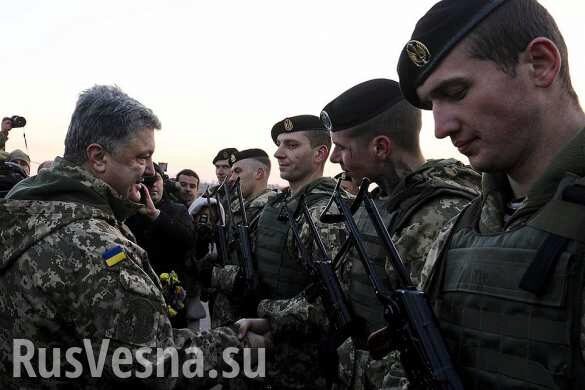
[210, 148, 274, 331]
[212, 147, 238, 183]
[237, 114, 347, 390]
[398, 1, 585, 388]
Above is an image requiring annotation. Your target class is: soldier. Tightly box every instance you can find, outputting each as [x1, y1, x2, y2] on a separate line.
[251, 115, 345, 389]
[213, 147, 238, 185]
[0, 85, 267, 389]
[191, 148, 239, 232]
[241, 79, 481, 389]
[323, 78, 480, 389]
[211, 148, 275, 328]
[398, 0, 585, 388]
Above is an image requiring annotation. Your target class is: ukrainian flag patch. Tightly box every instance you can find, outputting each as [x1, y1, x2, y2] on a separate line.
[103, 245, 127, 267]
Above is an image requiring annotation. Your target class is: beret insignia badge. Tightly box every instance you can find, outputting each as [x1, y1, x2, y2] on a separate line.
[283, 118, 294, 131]
[406, 40, 431, 68]
[229, 154, 236, 164]
[320, 110, 332, 131]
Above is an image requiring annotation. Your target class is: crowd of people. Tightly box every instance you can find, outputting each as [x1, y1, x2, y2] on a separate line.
[1, 0, 585, 389]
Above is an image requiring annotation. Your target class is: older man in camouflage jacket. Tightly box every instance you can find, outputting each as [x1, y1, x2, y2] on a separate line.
[0, 85, 266, 389]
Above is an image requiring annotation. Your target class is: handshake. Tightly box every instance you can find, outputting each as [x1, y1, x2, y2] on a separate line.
[235, 318, 272, 350]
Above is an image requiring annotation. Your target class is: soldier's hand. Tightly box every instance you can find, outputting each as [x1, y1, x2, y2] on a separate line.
[236, 318, 271, 339]
[244, 330, 272, 349]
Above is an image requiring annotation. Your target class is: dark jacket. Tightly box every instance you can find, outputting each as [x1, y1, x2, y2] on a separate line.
[126, 196, 195, 275]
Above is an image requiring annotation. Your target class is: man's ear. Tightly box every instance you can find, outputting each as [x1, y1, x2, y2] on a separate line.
[314, 145, 329, 164]
[255, 167, 265, 181]
[85, 144, 108, 174]
[371, 135, 392, 159]
[525, 37, 561, 88]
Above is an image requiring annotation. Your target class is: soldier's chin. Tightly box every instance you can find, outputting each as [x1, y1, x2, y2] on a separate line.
[128, 184, 142, 202]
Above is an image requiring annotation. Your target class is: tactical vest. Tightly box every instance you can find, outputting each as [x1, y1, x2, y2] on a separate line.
[431, 176, 585, 389]
[349, 176, 479, 334]
[255, 181, 334, 300]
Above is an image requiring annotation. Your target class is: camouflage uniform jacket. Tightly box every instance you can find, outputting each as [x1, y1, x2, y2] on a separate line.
[421, 129, 585, 378]
[259, 159, 481, 390]
[254, 177, 346, 390]
[0, 157, 246, 389]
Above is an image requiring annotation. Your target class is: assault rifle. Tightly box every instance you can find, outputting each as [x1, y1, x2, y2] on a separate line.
[225, 177, 259, 301]
[320, 178, 464, 390]
[205, 180, 228, 265]
[282, 197, 354, 386]
[282, 197, 354, 339]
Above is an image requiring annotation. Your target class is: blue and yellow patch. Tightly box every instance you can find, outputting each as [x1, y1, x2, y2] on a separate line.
[102, 245, 127, 267]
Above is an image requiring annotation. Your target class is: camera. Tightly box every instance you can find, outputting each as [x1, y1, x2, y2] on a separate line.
[9, 116, 26, 128]
[142, 174, 157, 187]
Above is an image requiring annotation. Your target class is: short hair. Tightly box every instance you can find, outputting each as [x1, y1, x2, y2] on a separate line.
[64, 85, 161, 164]
[251, 156, 271, 177]
[303, 130, 332, 150]
[465, 0, 577, 102]
[176, 169, 199, 182]
[346, 99, 422, 152]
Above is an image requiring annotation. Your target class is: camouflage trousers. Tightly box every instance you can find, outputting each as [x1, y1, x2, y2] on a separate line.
[334, 339, 408, 390]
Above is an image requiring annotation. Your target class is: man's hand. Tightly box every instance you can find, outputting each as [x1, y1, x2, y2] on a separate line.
[137, 184, 160, 220]
[236, 318, 271, 339]
[1, 119, 13, 133]
[244, 330, 272, 349]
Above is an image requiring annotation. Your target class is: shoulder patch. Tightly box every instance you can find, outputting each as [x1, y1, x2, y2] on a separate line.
[102, 245, 127, 267]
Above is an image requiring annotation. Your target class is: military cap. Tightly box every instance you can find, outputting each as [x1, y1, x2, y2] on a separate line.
[270, 115, 326, 144]
[213, 148, 238, 165]
[8, 149, 30, 164]
[232, 148, 269, 164]
[398, 0, 508, 109]
[320, 79, 404, 132]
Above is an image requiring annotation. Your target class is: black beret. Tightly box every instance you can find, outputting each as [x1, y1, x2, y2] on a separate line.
[398, 0, 508, 109]
[213, 148, 239, 165]
[271, 115, 326, 145]
[320, 79, 404, 132]
[232, 148, 269, 165]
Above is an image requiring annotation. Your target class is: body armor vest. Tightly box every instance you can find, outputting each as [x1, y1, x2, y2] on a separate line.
[349, 173, 479, 333]
[431, 177, 585, 389]
[255, 182, 334, 299]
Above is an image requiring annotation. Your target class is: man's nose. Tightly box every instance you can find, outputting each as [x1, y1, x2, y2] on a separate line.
[143, 160, 155, 176]
[274, 145, 285, 159]
[330, 145, 341, 164]
[433, 103, 460, 140]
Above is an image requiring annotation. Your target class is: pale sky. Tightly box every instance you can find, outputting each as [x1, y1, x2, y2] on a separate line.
[1, 0, 583, 185]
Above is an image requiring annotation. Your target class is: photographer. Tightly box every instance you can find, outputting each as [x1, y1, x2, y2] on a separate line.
[0, 115, 26, 152]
